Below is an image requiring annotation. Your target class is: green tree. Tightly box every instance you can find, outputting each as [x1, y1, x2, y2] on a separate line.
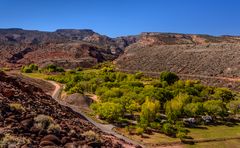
[91, 102, 123, 122]
[29, 64, 38, 71]
[160, 71, 179, 85]
[165, 93, 191, 120]
[21, 66, 32, 73]
[213, 88, 235, 102]
[162, 123, 176, 136]
[227, 100, 240, 114]
[134, 72, 144, 79]
[203, 100, 227, 117]
[140, 97, 160, 126]
[183, 102, 203, 117]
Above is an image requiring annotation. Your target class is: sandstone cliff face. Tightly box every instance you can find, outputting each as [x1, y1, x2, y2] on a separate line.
[116, 33, 240, 77]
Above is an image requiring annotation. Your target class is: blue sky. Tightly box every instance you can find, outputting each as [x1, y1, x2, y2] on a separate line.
[0, 0, 239, 37]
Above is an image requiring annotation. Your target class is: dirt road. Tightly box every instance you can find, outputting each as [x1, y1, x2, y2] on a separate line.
[48, 80, 143, 148]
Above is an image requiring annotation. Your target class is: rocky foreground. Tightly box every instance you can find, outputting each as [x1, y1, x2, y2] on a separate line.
[0, 72, 135, 147]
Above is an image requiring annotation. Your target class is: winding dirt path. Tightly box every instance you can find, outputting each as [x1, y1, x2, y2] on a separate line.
[48, 80, 144, 148]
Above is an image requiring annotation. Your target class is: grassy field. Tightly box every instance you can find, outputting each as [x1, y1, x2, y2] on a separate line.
[187, 124, 240, 140]
[115, 128, 181, 145]
[116, 124, 240, 147]
[22, 72, 49, 79]
[184, 139, 240, 148]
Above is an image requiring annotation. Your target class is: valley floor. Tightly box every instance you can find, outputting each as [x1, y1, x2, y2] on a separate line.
[20, 71, 240, 148]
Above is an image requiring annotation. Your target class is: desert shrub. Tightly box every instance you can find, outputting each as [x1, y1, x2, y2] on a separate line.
[82, 130, 100, 142]
[176, 131, 187, 139]
[160, 71, 179, 85]
[0, 134, 30, 147]
[29, 64, 38, 71]
[135, 126, 144, 135]
[9, 103, 25, 112]
[34, 115, 54, 129]
[21, 66, 32, 73]
[47, 124, 61, 134]
[21, 64, 38, 73]
[42, 64, 65, 73]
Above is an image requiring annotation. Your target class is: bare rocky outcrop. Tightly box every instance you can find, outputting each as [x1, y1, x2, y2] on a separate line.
[0, 72, 135, 147]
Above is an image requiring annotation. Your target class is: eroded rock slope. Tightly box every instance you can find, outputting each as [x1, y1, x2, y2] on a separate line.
[0, 72, 133, 147]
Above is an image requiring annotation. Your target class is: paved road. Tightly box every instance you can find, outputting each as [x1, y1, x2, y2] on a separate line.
[47, 81, 144, 148]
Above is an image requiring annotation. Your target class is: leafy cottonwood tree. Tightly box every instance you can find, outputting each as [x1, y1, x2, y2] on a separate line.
[140, 97, 160, 126]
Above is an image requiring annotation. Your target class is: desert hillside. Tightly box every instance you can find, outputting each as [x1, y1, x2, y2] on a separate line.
[1, 29, 240, 78]
[0, 29, 137, 69]
[0, 71, 134, 147]
[116, 33, 240, 77]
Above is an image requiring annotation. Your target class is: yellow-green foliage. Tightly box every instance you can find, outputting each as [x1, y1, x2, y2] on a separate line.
[140, 97, 160, 126]
[48, 68, 239, 139]
[9, 103, 25, 112]
[165, 93, 191, 120]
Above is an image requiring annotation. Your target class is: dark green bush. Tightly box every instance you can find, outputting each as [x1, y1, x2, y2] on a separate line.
[160, 71, 179, 85]
[21, 64, 38, 73]
[162, 123, 176, 136]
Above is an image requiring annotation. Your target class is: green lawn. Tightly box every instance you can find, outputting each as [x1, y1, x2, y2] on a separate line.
[115, 124, 240, 146]
[187, 124, 240, 140]
[115, 128, 181, 145]
[184, 139, 240, 148]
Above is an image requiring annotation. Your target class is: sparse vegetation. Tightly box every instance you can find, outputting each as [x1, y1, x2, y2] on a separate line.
[34, 114, 54, 130]
[40, 64, 65, 73]
[21, 64, 38, 73]
[0, 134, 30, 147]
[9, 103, 25, 112]
[82, 130, 100, 142]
